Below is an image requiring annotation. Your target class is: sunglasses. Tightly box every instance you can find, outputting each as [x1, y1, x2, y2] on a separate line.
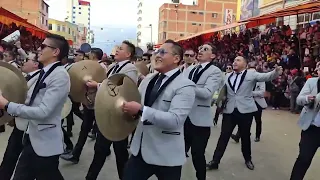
[184, 54, 194, 57]
[40, 44, 57, 50]
[154, 49, 174, 56]
[227, 67, 232, 70]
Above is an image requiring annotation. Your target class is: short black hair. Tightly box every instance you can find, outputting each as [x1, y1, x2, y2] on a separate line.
[91, 48, 103, 60]
[122, 40, 135, 59]
[164, 39, 183, 62]
[46, 33, 69, 60]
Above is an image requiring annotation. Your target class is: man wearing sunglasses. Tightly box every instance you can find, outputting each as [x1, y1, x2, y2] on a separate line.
[121, 39, 195, 180]
[0, 34, 70, 180]
[0, 52, 43, 180]
[183, 43, 222, 180]
[180, 49, 196, 72]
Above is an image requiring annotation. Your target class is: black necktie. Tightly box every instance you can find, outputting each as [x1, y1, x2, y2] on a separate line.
[25, 74, 31, 81]
[192, 65, 201, 81]
[112, 63, 119, 74]
[148, 74, 166, 105]
[232, 72, 240, 90]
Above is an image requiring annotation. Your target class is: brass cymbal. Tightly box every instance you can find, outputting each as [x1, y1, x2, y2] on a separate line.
[68, 60, 106, 104]
[135, 61, 149, 76]
[95, 73, 141, 141]
[0, 62, 27, 125]
[61, 97, 72, 119]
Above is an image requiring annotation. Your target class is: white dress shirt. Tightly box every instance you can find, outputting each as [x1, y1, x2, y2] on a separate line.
[141, 67, 180, 122]
[229, 69, 246, 93]
[108, 60, 130, 78]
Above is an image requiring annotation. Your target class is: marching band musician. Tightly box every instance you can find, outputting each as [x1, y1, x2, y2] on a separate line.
[0, 52, 42, 180]
[74, 50, 85, 62]
[85, 40, 138, 180]
[0, 34, 70, 180]
[207, 56, 282, 171]
[60, 48, 105, 164]
[183, 43, 222, 180]
[180, 48, 196, 72]
[290, 62, 320, 180]
[121, 40, 196, 180]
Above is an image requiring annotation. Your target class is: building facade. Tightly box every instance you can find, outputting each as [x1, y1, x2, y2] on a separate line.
[259, 0, 319, 30]
[48, 19, 78, 48]
[0, 0, 49, 30]
[158, 0, 238, 43]
[66, 0, 92, 43]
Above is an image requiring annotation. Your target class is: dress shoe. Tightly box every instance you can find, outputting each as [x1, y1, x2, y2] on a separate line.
[254, 137, 260, 142]
[0, 125, 5, 133]
[245, 160, 254, 170]
[60, 153, 79, 164]
[206, 160, 219, 170]
[88, 132, 96, 140]
[231, 134, 240, 143]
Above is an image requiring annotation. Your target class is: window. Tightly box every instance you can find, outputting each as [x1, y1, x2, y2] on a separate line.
[162, 32, 167, 40]
[41, 16, 44, 24]
[79, 7, 81, 9]
[73, 16, 75, 19]
[297, 14, 304, 23]
[73, 11, 75, 14]
[42, 2, 44, 10]
[79, 12, 81, 14]
[62, 26, 66, 32]
[305, 13, 311, 22]
[211, 24, 217, 28]
[46, 20, 48, 26]
[199, 23, 202, 26]
[57, 25, 61, 31]
[180, 33, 184, 37]
[72, 31, 75, 36]
[191, 11, 197, 14]
[199, 12, 204, 15]
[68, 28, 71, 34]
[73, 21, 75, 23]
[314, 12, 320, 20]
[192, 23, 197, 25]
[162, 21, 167, 28]
[49, 24, 52, 30]
[73, 6, 76, 9]
[46, 5, 48, 13]
[212, 13, 218, 18]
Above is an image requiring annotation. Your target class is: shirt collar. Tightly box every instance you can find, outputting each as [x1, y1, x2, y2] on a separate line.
[199, 62, 210, 68]
[163, 67, 179, 78]
[28, 69, 40, 76]
[116, 60, 130, 67]
[43, 62, 60, 73]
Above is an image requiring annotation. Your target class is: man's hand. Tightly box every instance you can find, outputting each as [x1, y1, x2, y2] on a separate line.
[86, 80, 98, 88]
[122, 101, 142, 116]
[307, 95, 315, 102]
[0, 95, 9, 109]
[14, 41, 21, 49]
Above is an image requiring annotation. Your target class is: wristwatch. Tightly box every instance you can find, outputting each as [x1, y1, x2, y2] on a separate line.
[4, 102, 10, 111]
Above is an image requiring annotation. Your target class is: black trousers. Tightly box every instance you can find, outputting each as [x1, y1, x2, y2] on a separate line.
[290, 126, 320, 180]
[0, 126, 24, 180]
[122, 153, 182, 180]
[212, 109, 254, 163]
[86, 131, 128, 180]
[12, 137, 64, 180]
[184, 118, 210, 180]
[234, 104, 263, 138]
[66, 101, 83, 133]
[72, 106, 95, 160]
[61, 124, 73, 151]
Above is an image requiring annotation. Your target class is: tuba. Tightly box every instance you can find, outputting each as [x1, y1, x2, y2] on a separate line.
[0, 62, 28, 125]
[68, 60, 106, 108]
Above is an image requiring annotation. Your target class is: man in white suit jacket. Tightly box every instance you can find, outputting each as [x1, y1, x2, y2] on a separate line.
[183, 43, 222, 180]
[121, 40, 196, 180]
[0, 34, 70, 180]
[0, 53, 42, 180]
[290, 63, 320, 180]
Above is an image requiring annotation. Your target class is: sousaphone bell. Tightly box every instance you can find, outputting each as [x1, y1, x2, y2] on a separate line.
[95, 74, 140, 141]
[0, 62, 28, 125]
[68, 60, 106, 107]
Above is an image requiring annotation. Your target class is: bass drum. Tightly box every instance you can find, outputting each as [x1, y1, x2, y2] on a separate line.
[61, 97, 72, 119]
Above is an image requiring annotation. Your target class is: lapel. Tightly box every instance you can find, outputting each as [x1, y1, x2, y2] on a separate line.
[116, 61, 131, 73]
[227, 70, 247, 93]
[188, 66, 197, 79]
[144, 70, 181, 107]
[227, 72, 234, 91]
[28, 62, 61, 106]
[27, 70, 40, 81]
[106, 61, 131, 77]
[193, 62, 213, 83]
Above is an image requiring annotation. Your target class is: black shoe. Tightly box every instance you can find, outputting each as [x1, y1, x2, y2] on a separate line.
[254, 137, 260, 142]
[245, 160, 254, 170]
[60, 153, 79, 164]
[0, 125, 5, 133]
[231, 134, 240, 143]
[206, 160, 219, 170]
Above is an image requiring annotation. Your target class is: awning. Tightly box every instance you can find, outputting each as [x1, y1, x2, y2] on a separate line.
[176, 22, 247, 42]
[0, 7, 47, 39]
[241, 1, 320, 28]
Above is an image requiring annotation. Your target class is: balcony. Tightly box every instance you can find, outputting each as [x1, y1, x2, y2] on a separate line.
[137, 31, 141, 36]
[137, 10, 142, 15]
[137, 24, 141, 29]
[137, 17, 142, 21]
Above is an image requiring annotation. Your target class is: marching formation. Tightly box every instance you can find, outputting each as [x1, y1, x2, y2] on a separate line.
[0, 33, 318, 180]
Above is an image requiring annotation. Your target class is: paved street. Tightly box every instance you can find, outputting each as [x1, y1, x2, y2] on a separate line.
[1, 109, 320, 180]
